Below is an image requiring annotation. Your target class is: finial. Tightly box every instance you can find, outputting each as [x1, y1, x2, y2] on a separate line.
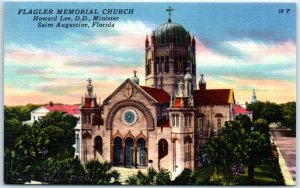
[166, 6, 174, 23]
[132, 70, 139, 85]
[86, 78, 94, 97]
[87, 78, 92, 85]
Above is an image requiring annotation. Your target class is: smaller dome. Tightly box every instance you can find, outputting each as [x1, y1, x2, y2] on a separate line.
[132, 70, 139, 85]
[199, 74, 206, 84]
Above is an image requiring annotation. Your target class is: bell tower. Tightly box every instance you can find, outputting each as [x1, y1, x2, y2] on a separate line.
[145, 6, 196, 96]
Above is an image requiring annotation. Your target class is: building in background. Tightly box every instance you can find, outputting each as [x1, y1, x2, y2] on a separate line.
[22, 101, 80, 126]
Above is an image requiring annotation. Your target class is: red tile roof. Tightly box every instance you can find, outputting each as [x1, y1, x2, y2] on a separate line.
[83, 97, 100, 108]
[140, 86, 171, 104]
[44, 105, 80, 115]
[174, 97, 192, 108]
[193, 89, 232, 105]
[157, 120, 171, 128]
[234, 104, 252, 115]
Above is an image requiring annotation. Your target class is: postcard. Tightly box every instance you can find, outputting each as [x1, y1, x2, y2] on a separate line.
[3, 1, 296, 185]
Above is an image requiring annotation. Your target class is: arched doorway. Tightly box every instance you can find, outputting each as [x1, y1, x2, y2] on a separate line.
[158, 139, 168, 170]
[113, 137, 123, 166]
[184, 136, 192, 168]
[125, 137, 134, 167]
[82, 132, 92, 164]
[137, 138, 147, 166]
[94, 136, 103, 155]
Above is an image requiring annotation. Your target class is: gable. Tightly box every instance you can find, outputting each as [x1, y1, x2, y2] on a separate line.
[103, 79, 159, 105]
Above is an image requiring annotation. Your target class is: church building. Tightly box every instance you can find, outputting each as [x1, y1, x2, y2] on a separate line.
[76, 8, 236, 178]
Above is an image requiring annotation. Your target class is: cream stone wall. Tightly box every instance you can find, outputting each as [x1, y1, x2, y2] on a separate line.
[80, 79, 234, 179]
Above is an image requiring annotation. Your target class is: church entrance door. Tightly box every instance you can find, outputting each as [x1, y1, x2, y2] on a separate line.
[125, 138, 134, 167]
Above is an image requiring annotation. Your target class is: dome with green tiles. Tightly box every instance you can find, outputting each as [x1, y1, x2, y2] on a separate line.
[154, 21, 188, 45]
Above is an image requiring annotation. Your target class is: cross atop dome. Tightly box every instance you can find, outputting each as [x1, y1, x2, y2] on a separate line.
[166, 6, 174, 23]
[87, 78, 92, 85]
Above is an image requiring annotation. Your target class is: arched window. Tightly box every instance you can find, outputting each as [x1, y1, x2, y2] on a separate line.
[87, 114, 91, 124]
[199, 114, 205, 137]
[172, 115, 175, 127]
[215, 113, 223, 134]
[146, 60, 149, 76]
[165, 56, 169, 73]
[149, 59, 152, 74]
[179, 57, 182, 73]
[173, 140, 177, 172]
[158, 139, 168, 159]
[125, 137, 134, 166]
[137, 138, 147, 166]
[155, 57, 159, 74]
[184, 136, 192, 162]
[94, 136, 103, 155]
[174, 57, 178, 73]
[176, 115, 179, 127]
[113, 137, 123, 166]
[76, 133, 80, 153]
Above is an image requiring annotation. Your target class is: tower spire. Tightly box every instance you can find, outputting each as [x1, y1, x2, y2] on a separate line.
[166, 6, 174, 23]
[251, 88, 257, 103]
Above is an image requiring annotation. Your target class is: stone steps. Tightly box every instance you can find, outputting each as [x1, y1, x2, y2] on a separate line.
[112, 167, 147, 184]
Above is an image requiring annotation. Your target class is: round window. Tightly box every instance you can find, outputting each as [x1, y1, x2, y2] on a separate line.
[122, 109, 137, 126]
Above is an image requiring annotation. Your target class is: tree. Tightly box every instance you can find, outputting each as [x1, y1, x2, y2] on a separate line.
[172, 168, 195, 185]
[4, 106, 79, 184]
[203, 116, 272, 185]
[34, 111, 78, 158]
[125, 167, 171, 185]
[203, 137, 226, 181]
[84, 160, 120, 184]
[247, 101, 282, 124]
[229, 117, 271, 185]
[280, 102, 296, 133]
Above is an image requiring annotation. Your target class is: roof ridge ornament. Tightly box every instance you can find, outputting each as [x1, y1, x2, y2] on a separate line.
[86, 78, 94, 97]
[166, 6, 174, 23]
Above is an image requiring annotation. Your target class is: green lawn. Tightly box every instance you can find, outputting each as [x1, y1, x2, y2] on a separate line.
[194, 164, 284, 185]
[236, 165, 284, 185]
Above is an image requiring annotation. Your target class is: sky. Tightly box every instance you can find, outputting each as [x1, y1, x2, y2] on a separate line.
[4, 2, 296, 106]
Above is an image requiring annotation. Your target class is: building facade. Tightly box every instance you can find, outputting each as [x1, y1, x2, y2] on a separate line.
[77, 11, 236, 178]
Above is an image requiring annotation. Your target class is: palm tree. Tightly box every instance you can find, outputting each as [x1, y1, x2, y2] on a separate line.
[84, 160, 120, 184]
[125, 167, 171, 185]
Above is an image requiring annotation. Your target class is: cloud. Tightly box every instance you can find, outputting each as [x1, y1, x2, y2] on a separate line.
[83, 20, 152, 52]
[4, 21, 296, 105]
[196, 38, 296, 80]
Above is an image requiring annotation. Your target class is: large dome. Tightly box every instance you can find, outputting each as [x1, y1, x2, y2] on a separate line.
[154, 21, 188, 45]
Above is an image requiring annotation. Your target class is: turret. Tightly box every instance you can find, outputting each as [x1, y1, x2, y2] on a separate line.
[151, 31, 156, 45]
[184, 67, 193, 97]
[251, 88, 257, 103]
[145, 35, 149, 48]
[199, 74, 206, 90]
[192, 36, 196, 48]
[186, 31, 191, 45]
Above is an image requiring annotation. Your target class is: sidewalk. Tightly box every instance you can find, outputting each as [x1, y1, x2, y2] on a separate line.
[270, 124, 296, 185]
